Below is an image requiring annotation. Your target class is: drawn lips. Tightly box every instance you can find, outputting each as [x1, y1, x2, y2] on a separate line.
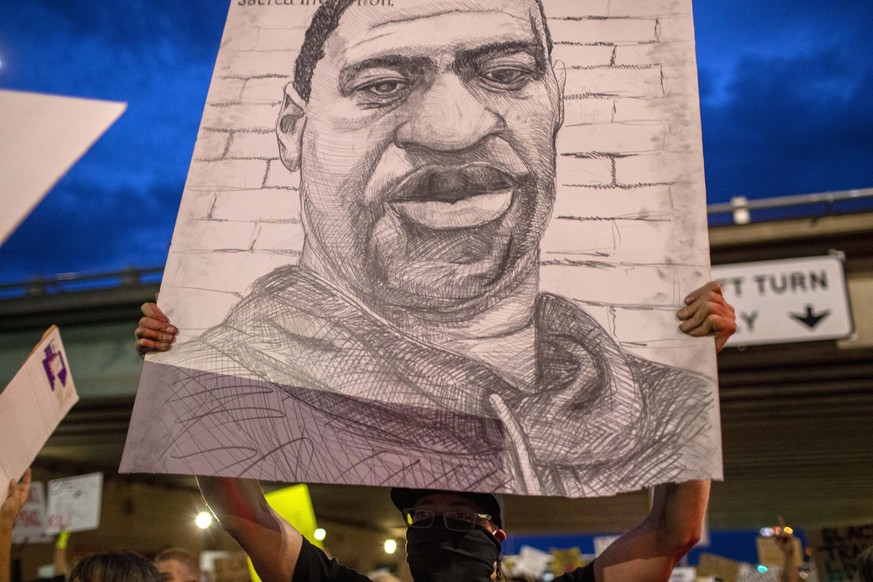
[389, 166, 517, 229]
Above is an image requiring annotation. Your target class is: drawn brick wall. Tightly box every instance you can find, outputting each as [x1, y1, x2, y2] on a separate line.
[161, 0, 713, 375]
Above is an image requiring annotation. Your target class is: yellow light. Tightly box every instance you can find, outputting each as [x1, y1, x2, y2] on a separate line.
[314, 528, 327, 541]
[784, 526, 794, 535]
[195, 511, 213, 529]
[384, 539, 397, 554]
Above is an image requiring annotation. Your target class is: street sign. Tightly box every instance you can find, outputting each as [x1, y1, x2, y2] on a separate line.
[712, 254, 854, 347]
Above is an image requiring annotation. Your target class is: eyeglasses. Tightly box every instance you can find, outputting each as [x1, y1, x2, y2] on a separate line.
[402, 507, 492, 532]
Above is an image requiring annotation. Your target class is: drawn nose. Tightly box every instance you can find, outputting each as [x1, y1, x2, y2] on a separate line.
[395, 74, 504, 152]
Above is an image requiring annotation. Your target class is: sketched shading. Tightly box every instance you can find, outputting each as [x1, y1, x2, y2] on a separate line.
[121, 0, 721, 497]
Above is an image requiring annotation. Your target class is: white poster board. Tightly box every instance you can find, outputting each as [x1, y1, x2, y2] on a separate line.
[11, 481, 54, 544]
[122, 0, 720, 498]
[594, 535, 621, 557]
[0, 90, 125, 246]
[45, 472, 103, 534]
[669, 567, 697, 582]
[0, 326, 78, 500]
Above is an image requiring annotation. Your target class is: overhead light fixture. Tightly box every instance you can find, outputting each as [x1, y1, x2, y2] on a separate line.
[195, 511, 213, 529]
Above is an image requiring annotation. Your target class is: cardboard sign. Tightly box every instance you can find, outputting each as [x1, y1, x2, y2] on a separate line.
[214, 553, 252, 582]
[696, 552, 744, 582]
[45, 472, 103, 534]
[756, 535, 802, 568]
[669, 567, 696, 582]
[11, 481, 54, 544]
[0, 326, 78, 500]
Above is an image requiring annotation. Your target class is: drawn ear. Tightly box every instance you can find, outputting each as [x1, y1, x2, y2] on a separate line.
[277, 84, 306, 172]
[552, 60, 566, 131]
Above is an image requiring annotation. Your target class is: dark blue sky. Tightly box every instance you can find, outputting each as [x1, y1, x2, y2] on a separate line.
[1, 0, 872, 284]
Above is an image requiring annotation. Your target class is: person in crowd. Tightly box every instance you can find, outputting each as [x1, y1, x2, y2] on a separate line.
[855, 545, 873, 582]
[1, 469, 31, 582]
[366, 571, 402, 582]
[772, 521, 800, 582]
[195, 477, 709, 582]
[154, 548, 200, 582]
[67, 551, 162, 582]
[135, 280, 736, 581]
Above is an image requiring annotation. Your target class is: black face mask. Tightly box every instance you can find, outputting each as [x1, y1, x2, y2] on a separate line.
[406, 521, 500, 582]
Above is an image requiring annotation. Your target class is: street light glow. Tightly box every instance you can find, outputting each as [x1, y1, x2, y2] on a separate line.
[195, 510, 213, 529]
[384, 539, 397, 554]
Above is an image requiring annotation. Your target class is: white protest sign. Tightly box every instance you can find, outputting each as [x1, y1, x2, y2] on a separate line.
[45, 472, 103, 534]
[712, 254, 854, 346]
[515, 546, 552, 578]
[594, 535, 621, 557]
[0, 326, 78, 500]
[11, 481, 54, 544]
[0, 90, 125, 246]
[669, 566, 697, 582]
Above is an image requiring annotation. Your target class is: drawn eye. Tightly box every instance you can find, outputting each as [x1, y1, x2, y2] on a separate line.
[365, 80, 404, 95]
[480, 67, 531, 91]
[355, 76, 411, 105]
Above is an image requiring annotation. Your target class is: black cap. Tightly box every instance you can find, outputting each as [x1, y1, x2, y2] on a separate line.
[390, 488, 504, 529]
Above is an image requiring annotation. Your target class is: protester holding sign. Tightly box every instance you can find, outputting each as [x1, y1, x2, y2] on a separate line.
[196, 477, 710, 582]
[134, 281, 736, 581]
[1, 469, 31, 582]
[856, 545, 873, 582]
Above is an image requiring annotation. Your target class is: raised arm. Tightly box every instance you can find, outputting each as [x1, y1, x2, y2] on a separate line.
[1, 469, 31, 582]
[594, 480, 710, 582]
[134, 314, 303, 579]
[591, 282, 735, 580]
[197, 476, 303, 581]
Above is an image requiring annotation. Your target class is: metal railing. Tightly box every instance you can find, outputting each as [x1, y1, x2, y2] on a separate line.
[1, 188, 871, 299]
[707, 187, 873, 225]
[0, 266, 164, 300]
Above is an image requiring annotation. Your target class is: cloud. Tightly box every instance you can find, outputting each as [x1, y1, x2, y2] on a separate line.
[0, 177, 181, 282]
[701, 49, 873, 202]
[12, 2, 225, 62]
[0, 3, 222, 285]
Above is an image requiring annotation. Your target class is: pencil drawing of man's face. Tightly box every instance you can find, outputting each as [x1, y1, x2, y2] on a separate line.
[278, 0, 564, 315]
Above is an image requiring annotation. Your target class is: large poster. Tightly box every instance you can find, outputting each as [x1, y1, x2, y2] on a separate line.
[121, 0, 720, 497]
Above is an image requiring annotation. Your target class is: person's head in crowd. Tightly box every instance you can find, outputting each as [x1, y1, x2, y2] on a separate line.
[366, 571, 402, 582]
[68, 551, 163, 582]
[391, 488, 506, 581]
[854, 545, 873, 582]
[154, 547, 200, 582]
[278, 0, 564, 321]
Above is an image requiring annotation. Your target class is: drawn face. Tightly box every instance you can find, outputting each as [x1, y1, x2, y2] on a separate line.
[284, 0, 563, 313]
